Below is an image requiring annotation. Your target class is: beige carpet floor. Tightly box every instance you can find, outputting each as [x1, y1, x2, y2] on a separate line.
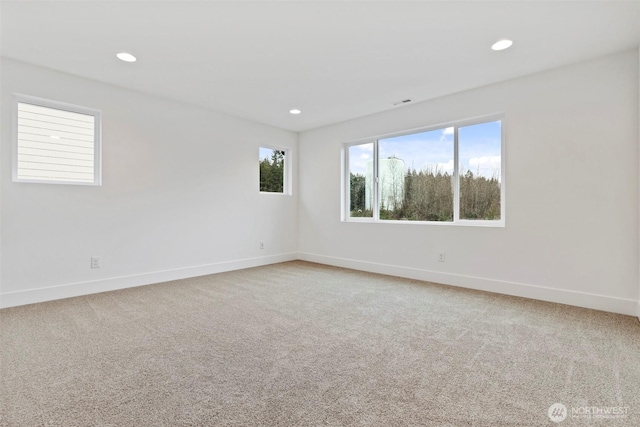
[1, 261, 639, 426]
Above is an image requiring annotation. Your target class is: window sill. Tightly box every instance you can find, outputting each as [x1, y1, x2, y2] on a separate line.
[343, 218, 505, 227]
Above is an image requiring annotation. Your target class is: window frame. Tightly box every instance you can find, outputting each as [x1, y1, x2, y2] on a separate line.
[12, 93, 102, 186]
[343, 114, 505, 227]
[258, 145, 292, 195]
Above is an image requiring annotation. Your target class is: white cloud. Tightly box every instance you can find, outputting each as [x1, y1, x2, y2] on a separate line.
[467, 156, 501, 178]
[440, 127, 454, 141]
[360, 153, 370, 160]
[422, 159, 454, 175]
[437, 159, 454, 174]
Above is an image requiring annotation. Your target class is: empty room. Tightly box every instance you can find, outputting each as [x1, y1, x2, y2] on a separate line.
[1, 1, 639, 426]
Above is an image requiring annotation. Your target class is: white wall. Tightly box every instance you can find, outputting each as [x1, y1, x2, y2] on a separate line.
[0, 58, 298, 307]
[2, 51, 639, 316]
[298, 50, 639, 316]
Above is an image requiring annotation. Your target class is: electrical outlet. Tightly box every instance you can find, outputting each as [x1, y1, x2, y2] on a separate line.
[437, 252, 446, 263]
[259, 241, 265, 250]
[91, 256, 101, 268]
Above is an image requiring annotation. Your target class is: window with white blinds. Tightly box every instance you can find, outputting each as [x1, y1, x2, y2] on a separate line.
[13, 95, 101, 185]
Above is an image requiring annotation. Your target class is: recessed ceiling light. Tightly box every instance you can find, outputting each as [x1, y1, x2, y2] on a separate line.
[491, 39, 513, 51]
[289, 109, 301, 115]
[116, 52, 137, 62]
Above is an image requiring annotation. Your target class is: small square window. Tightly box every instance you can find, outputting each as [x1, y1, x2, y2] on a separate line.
[13, 94, 101, 185]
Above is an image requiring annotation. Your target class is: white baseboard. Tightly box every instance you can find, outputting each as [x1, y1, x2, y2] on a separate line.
[2, 252, 638, 318]
[298, 252, 639, 317]
[0, 253, 297, 309]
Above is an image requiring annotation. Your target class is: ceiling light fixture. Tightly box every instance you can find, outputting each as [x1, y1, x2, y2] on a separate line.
[116, 52, 137, 62]
[289, 109, 301, 115]
[491, 39, 513, 51]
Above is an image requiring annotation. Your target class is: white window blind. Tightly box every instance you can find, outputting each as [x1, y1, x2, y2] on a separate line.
[14, 95, 101, 185]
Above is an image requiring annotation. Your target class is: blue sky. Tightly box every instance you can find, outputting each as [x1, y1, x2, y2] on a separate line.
[349, 120, 501, 180]
[260, 147, 280, 161]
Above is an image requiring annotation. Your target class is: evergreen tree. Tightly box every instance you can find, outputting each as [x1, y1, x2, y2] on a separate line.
[260, 150, 285, 192]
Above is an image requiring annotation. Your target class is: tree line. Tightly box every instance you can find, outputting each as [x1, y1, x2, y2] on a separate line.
[350, 168, 500, 221]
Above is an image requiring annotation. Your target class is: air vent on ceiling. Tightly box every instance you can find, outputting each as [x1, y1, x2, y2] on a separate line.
[392, 99, 413, 106]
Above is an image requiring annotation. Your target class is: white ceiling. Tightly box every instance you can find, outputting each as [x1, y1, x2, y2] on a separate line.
[1, 1, 639, 132]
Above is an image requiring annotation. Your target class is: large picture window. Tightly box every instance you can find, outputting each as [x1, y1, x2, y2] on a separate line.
[345, 117, 503, 225]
